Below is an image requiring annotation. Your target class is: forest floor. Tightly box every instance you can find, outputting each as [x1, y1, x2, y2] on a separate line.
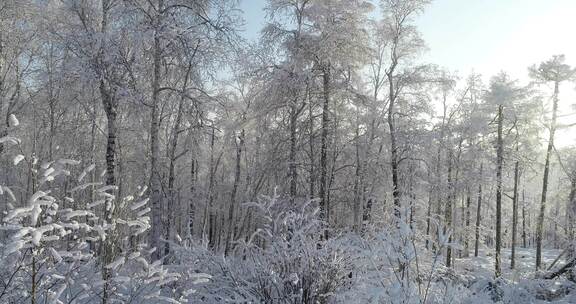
[445, 248, 575, 303]
[456, 247, 564, 281]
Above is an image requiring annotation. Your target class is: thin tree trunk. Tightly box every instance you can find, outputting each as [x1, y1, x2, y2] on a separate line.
[225, 130, 244, 255]
[165, 67, 188, 255]
[359, 88, 380, 232]
[537, 80, 559, 269]
[319, 65, 330, 236]
[388, 82, 401, 220]
[308, 92, 315, 199]
[48, 68, 56, 161]
[149, 0, 164, 261]
[475, 163, 483, 257]
[425, 189, 433, 249]
[289, 102, 298, 201]
[568, 176, 576, 259]
[287, 6, 304, 202]
[522, 188, 527, 249]
[445, 148, 453, 267]
[495, 104, 504, 277]
[363, 199, 372, 232]
[31, 255, 36, 304]
[409, 166, 415, 229]
[433, 96, 448, 244]
[208, 212, 216, 249]
[511, 160, 519, 269]
[203, 126, 222, 249]
[87, 95, 98, 251]
[326, 117, 339, 226]
[353, 106, 362, 232]
[464, 191, 471, 257]
[554, 202, 559, 249]
[386, 47, 402, 221]
[189, 154, 197, 239]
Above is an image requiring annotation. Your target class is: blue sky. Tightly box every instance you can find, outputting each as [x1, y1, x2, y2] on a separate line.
[239, 0, 576, 79]
[417, 0, 576, 80]
[238, 0, 576, 146]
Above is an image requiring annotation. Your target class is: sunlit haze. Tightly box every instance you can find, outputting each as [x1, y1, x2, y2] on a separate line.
[240, 0, 576, 147]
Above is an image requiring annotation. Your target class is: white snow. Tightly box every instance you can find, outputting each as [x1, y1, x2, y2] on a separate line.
[8, 114, 19, 127]
[13, 154, 25, 165]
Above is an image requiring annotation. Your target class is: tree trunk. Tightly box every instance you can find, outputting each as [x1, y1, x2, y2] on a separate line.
[537, 80, 559, 269]
[425, 193, 433, 249]
[189, 153, 197, 239]
[511, 160, 519, 269]
[289, 102, 298, 200]
[98, 1, 117, 302]
[31, 254, 36, 304]
[522, 188, 527, 249]
[409, 166, 415, 229]
[353, 107, 362, 232]
[326, 117, 339, 226]
[203, 126, 222, 249]
[554, 202, 559, 249]
[432, 97, 448, 245]
[165, 68, 188, 255]
[464, 191, 471, 257]
[149, 0, 164, 261]
[87, 95, 98, 251]
[495, 104, 504, 277]
[568, 177, 576, 259]
[475, 164, 483, 257]
[363, 199, 373, 232]
[387, 71, 401, 220]
[445, 148, 453, 267]
[48, 69, 56, 161]
[319, 65, 330, 236]
[225, 130, 244, 255]
[308, 92, 315, 199]
[100, 95, 116, 188]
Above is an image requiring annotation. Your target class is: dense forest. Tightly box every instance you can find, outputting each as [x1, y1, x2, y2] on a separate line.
[1, 0, 575, 303]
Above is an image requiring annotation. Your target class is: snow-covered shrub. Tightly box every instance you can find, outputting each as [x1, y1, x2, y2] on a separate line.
[336, 211, 474, 304]
[0, 117, 180, 303]
[169, 191, 353, 303]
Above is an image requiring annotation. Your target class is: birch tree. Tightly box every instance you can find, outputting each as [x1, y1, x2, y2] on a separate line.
[379, 0, 429, 220]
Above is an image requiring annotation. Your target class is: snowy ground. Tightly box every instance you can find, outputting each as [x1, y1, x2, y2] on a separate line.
[455, 248, 565, 281]
[440, 248, 576, 303]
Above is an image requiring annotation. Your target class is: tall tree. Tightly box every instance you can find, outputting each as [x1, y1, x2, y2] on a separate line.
[530, 55, 575, 269]
[148, 0, 165, 260]
[484, 73, 525, 277]
[379, 0, 429, 221]
[264, 0, 372, 231]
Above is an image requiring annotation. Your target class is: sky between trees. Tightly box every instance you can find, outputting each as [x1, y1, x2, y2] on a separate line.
[241, 0, 576, 147]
